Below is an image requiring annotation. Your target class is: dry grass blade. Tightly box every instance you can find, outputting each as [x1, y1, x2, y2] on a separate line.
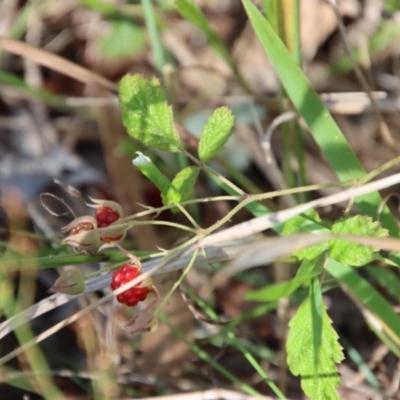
[201, 171, 400, 246]
[0, 174, 400, 339]
[136, 389, 276, 400]
[211, 233, 400, 291]
[0, 36, 117, 93]
[0, 237, 256, 341]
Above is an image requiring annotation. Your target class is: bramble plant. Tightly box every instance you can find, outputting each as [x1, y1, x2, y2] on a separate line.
[0, 65, 388, 399]
[3, 2, 400, 400]
[48, 72, 396, 400]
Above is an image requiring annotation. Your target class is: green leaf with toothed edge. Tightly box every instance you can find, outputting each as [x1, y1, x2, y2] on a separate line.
[165, 166, 200, 207]
[119, 74, 181, 152]
[287, 279, 344, 400]
[198, 107, 235, 163]
[330, 215, 388, 266]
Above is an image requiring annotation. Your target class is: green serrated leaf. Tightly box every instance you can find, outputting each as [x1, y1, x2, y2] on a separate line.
[294, 240, 330, 261]
[283, 211, 330, 261]
[287, 294, 344, 400]
[327, 259, 400, 356]
[99, 21, 146, 60]
[198, 107, 234, 163]
[330, 215, 388, 266]
[282, 209, 323, 236]
[132, 152, 171, 199]
[164, 166, 199, 206]
[119, 74, 181, 152]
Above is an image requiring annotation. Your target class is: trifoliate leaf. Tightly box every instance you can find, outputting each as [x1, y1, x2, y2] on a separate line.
[165, 166, 199, 206]
[287, 294, 344, 400]
[133, 152, 171, 199]
[99, 21, 146, 60]
[198, 107, 234, 162]
[119, 74, 181, 152]
[330, 215, 388, 266]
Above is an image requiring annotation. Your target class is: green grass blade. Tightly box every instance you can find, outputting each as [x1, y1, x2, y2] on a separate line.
[0, 250, 146, 271]
[0, 273, 65, 399]
[181, 289, 285, 399]
[366, 266, 400, 302]
[340, 337, 381, 391]
[310, 277, 323, 388]
[242, 0, 397, 235]
[175, 0, 243, 83]
[142, 0, 167, 73]
[158, 312, 264, 397]
[327, 259, 400, 354]
[0, 70, 70, 110]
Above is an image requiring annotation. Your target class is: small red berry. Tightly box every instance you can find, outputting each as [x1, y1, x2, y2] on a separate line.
[126, 296, 139, 307]
[111, 264, 151, 307]
[95, 207, 120, 228]
[135, 287, 149, 302]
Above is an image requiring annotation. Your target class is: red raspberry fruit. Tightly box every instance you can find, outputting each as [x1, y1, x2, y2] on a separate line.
[111, 264, 151, 307]
[95, 207, 120, 228]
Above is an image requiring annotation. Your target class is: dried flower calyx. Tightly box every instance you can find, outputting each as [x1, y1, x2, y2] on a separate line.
[49, 267, 85, 295]
[60, 199, 128, 252]
[61, 216, 100, 252]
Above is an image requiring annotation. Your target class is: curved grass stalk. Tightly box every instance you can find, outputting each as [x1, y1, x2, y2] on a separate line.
[158, 312, 264, 398]
[184, 288, 285, 399]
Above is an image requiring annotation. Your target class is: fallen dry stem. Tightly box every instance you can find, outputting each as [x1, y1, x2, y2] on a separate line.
[1, 172, 400, 361]
[0, 36, 117, 93]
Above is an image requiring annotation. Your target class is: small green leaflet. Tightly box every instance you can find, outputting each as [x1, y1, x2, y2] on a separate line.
[283, 210, 330, 261]
[287, 291, 344, 400]
[119, 74, 181, 152]
[330, 215, 388, 266]
[133, 152, 171, 198]
[293, 215, 388, 265]
[198, 107, 234, 163]
[164, 166, 200, 207]
[133, 154, 199, 210]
